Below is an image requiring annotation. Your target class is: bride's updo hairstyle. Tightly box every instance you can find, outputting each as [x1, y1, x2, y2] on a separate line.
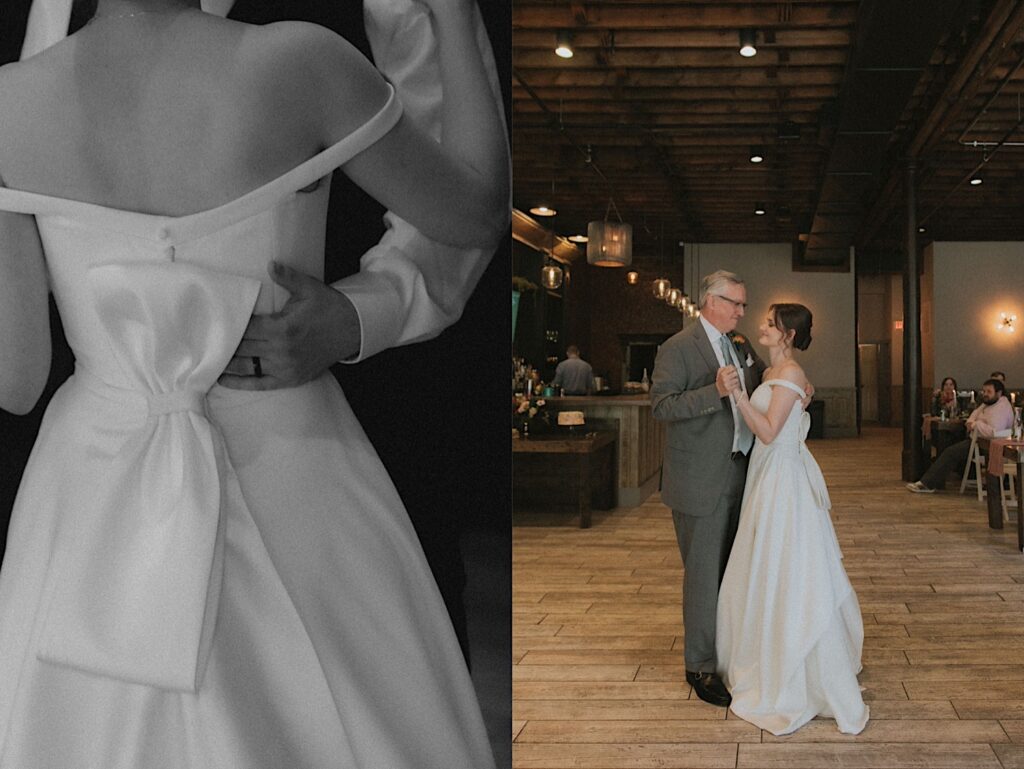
[770, 303, 813, 351]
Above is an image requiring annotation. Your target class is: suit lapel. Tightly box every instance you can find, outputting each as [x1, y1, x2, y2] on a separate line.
[693, 323, 720, 377]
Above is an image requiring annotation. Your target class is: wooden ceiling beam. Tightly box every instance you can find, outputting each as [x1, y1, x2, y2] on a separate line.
[514, 99, 829, 114]
[511, 85, 838, 101]
[858, 0, 1024, 246]
[512, 4, 858, 30]
[513, 48, 848, 68]
[512, 28, 852, 49]
[515, 68, 842, 87]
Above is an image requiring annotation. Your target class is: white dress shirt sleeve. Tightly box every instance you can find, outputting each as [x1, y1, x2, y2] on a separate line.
[332, 0, 509, 363]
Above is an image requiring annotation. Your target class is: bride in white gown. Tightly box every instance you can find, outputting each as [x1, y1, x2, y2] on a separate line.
[716, 303, 868, 736]
[0, 1, 507, 766]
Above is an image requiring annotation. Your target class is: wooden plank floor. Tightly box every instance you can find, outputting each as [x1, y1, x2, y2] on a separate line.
[513, 426, 1024, 769]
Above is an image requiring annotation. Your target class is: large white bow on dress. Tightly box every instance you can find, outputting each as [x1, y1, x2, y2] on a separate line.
[35, 262, 260, 692]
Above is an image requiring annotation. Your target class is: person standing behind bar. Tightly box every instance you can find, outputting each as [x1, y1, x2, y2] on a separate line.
[552, 345, 596, 395]
[650, 270, 767, 706]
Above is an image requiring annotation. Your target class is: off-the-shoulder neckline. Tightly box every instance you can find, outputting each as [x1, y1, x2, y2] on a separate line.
[0, 84, 401, 243]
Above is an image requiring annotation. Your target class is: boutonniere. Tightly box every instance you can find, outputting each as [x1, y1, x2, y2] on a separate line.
[728, 332, 747, 346]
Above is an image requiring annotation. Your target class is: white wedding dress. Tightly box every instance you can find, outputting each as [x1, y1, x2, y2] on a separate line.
[716, 379, 868, 736]
[0, 86, 495, 768]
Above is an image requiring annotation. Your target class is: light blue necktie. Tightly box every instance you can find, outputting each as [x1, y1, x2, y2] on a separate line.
[720, 335, 754, 454]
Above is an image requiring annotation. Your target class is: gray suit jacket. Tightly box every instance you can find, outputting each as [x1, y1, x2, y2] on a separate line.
[650, 322, 766, 516]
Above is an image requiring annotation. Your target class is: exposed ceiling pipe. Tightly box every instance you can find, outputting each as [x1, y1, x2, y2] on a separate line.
[919, 112, 1024, 227]
[956, 48, 1024, 145]
[859, 0, 1024, 247]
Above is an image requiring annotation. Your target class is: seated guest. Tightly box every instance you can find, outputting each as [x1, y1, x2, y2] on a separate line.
[552, 345, 597, 395]
[990, 371, 1007, 383]
[931, 376, 958, 416]
[907, 378, 1013, 493]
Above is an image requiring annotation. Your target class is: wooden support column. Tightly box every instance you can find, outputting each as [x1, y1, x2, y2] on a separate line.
[902, 159, 923, 481]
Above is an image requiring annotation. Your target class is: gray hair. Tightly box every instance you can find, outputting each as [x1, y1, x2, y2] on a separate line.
[698, 270, 744, 309]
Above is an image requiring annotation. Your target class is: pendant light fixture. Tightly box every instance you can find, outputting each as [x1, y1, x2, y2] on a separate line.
[651, 221, 670, 297]
[626, 271, 639, 285]
[554, 30, 574, 59]
[540, 229, 564, 290]
[530, 172, 558, 217]
[541, 261, 564, 290]
[587, 199, 632, 267]
[739, 28, 757, 58]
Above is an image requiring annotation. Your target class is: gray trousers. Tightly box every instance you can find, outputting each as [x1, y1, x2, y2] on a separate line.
[671, 454, 747, 673]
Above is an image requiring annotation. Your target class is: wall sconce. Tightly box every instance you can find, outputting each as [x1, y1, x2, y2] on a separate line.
[555, 30, 574, 59]
[626, 271, 639, 285]
[997, 312, 1016, 332]
[541, 262, 564, 290]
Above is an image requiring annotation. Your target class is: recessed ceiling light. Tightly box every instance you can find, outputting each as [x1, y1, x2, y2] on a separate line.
[970, 177, 983, 186]
[749, 146, 764, 163]
[754, 204, 766, 216]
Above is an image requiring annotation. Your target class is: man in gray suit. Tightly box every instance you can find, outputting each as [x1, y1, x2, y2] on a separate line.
[650, 270, 766, 707]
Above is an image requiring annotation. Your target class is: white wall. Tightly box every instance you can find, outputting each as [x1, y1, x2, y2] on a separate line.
[930, 242, 1024, 390]
[686, 243, 856, 389]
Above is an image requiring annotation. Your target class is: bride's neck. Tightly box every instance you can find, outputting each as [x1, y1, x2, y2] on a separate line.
[768, 346, 793, 367]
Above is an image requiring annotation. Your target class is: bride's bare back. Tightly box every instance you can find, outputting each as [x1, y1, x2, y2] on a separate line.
[0, 10, 384, 216]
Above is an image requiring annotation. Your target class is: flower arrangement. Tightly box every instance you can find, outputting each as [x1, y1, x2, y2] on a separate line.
[513, 394, 550, 437]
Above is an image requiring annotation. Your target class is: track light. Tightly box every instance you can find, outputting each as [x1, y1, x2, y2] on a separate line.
[754, 203, 766, 216]
[970, 176, 983, 186]
[739, 29, 757, 58]
[555, 30, 574, 59]
[749, 146, 764, 163]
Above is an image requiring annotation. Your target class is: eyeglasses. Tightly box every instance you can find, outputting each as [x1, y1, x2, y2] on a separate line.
[712, 294, 748, 310]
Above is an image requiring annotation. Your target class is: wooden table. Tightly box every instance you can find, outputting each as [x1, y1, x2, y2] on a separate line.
[921, 415, 966, 466]
[980, 438, 1024, 551]
[512, 430, 616, 528]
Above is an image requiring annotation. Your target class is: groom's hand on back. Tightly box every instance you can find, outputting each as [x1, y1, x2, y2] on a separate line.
[219, 262, 361, 391]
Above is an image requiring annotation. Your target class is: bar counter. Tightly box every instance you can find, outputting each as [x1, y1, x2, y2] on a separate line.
[543, 394, 665, 507]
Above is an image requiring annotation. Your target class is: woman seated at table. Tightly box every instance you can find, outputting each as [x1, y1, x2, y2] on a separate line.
[931, 376, 959, 417]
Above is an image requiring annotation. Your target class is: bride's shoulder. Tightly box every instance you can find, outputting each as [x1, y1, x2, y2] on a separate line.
[772, 360, 807, 388]
[238, 21, 391, 144]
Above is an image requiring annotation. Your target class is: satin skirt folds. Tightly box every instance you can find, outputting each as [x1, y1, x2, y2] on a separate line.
[716, 439, 869, 736]
[0, 374, 495, 769]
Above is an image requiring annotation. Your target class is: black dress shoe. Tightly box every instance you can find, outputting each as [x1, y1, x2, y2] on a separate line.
[685, 670, 732, 707]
